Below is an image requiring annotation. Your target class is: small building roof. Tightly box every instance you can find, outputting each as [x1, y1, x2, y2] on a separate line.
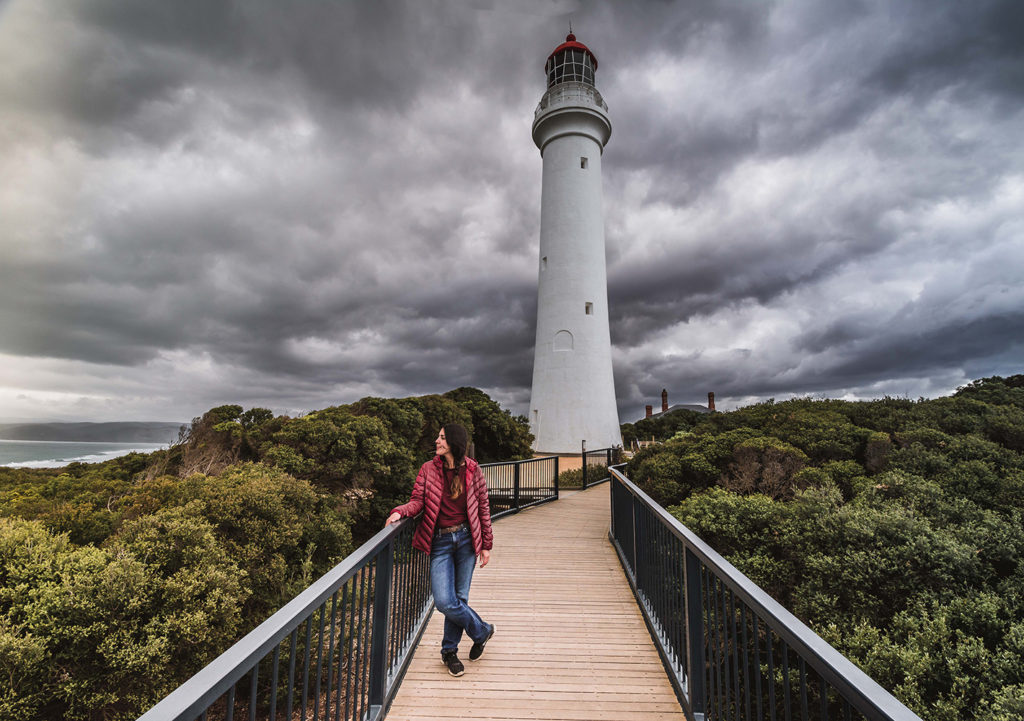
[635, 404, 713, 423]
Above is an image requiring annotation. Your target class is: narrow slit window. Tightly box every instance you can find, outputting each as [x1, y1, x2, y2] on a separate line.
[580, 157, 588, 169]
[585, 302, 594, 315]
[541, 256, 548, 270]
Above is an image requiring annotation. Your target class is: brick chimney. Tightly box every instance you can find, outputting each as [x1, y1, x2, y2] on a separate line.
[645, 405, 653, 418]
[661, 389, 668, 413]
[708, 392, 716, 411]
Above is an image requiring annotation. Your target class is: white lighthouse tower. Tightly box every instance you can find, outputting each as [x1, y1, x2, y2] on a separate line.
[529, 32, 622, 453]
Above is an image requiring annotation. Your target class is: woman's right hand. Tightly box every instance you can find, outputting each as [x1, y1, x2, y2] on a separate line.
[385, 512, 402, 526]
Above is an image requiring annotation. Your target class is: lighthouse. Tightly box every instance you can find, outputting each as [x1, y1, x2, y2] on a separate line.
[528, 32, 622, 453]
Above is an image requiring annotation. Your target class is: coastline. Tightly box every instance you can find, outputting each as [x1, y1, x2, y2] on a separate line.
[0, 439, 168, 468]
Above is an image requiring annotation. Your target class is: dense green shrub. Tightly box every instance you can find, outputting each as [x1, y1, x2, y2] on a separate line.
[721, 436, 809, 499]
[0, 514, 245, 720]
[557, 467, 584, 489]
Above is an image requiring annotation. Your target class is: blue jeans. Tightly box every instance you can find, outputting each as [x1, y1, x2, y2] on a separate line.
[430, 528, 490, 654]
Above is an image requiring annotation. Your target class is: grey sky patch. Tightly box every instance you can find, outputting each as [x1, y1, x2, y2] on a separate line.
[0, 0, 1020, 425]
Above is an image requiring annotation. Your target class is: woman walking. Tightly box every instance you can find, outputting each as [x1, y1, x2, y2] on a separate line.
[386, 423, 495, 677]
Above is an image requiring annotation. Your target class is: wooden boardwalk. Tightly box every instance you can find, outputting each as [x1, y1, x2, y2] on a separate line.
[386, 485, 684, 721]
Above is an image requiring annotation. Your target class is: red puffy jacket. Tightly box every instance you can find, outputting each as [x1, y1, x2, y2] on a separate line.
[391, 456, 493, 556]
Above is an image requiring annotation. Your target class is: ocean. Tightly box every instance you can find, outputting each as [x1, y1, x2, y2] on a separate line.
[0, 439, 168, 468]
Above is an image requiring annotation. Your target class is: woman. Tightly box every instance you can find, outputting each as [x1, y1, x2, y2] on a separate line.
[386, 423, 495, 677]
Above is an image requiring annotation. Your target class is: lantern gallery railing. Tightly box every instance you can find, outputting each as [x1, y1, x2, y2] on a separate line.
[608, 467, 923, 721]
[138, 455, 559, 721]
[535, 80, 608, 116]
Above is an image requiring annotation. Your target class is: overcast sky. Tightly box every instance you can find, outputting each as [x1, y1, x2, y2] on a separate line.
[1, 0, 1022, 425]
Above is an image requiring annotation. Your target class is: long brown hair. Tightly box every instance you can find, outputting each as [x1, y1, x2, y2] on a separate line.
[443, 423, 469, 499]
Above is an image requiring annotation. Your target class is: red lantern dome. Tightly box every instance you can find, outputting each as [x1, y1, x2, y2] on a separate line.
[545, 33, 598, 88]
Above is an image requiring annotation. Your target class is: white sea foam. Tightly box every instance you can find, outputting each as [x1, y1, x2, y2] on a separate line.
[0, 440, 167, 468]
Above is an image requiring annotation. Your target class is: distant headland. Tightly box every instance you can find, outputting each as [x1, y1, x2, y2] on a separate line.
[0, 421, 184, 443]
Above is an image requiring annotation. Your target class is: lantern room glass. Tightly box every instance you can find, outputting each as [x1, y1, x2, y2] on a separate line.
[546, 48, 596, 88]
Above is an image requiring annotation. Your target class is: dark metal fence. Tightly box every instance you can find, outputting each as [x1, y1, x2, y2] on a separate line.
[609, 466, 923, 721]
[138, 516, 431, 721]
[138, 455, 559, 721]
[480, 455, 559, 518]
[581, 446, 617, 489]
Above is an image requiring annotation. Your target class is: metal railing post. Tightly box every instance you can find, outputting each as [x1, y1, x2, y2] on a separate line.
[554, 456, 560, 498]
[582, 441, 588, 489]
[685, 547, 707, 720]
[630, 485, 639, 576]
[368, 540, 394, 714]
[609, 474, 616, 540]
[513, 461, 521, 512]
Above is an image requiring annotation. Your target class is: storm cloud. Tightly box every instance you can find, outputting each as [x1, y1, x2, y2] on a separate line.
[1, 0, 1021, 424]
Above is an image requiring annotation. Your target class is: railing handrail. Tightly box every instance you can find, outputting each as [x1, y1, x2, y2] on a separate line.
[479, 455, 556, 468]
[137, 519, 412, 721]
[138, 454, 560, 721]
[609, 466, 923, 721]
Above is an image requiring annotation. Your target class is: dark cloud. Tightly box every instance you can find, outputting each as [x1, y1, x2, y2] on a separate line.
[868, 2, 1024, 100]
[0, 0, 1020, 423]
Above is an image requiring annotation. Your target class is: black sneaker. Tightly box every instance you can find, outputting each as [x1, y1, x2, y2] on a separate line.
[469, 624, 494, 661]
[441, 650, 464, 677]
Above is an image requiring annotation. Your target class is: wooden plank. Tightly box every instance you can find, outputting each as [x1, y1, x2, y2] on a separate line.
[385, 485, 684, 720]
[389, 713, 682, 721]
[390, 696, 681, 710]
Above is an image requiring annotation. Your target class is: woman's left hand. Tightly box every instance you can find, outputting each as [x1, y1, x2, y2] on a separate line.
[478, 549, 490, 568]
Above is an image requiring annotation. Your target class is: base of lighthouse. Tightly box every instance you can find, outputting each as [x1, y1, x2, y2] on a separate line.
[529, 353, 622, 454]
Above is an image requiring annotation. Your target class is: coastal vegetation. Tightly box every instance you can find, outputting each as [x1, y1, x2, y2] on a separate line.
[4, 375, 1023, 719]
[0, 388, 532, 721]
[626, 375, 1024, 720]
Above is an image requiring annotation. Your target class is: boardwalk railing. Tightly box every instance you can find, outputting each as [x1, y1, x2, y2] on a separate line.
[138, 518, 431, 721]
[609, 466, 922, 721]
[581, 446, 618, 488]
[480, 455, 560, 519]
[139, 455, 558, 721]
